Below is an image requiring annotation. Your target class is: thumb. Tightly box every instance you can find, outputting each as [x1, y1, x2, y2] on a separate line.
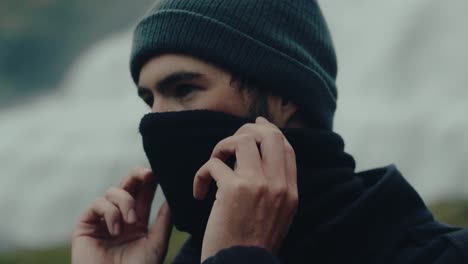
[148, 201, 172, 261]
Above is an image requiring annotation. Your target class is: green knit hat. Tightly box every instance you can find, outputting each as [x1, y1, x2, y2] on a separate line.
[130, 0, 338, 129]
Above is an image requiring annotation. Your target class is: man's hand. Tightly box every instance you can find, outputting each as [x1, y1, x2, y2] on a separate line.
[194, 117, 298, 262]
[71, 167, 172, 264]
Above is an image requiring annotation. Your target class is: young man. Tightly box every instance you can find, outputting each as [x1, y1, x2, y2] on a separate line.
[72, 0, 468, 263]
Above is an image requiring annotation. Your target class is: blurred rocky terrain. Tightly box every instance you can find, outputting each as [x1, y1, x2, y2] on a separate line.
[0, 0, 153, 106]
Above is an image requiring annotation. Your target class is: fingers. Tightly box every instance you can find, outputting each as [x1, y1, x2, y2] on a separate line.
[255, 116, 273, 126]
[148, 202, 172, 260]
[257, 117, 298, 203]
[120, 167, 157, 225]
[234, 117, 297, 207]
[257, 126, 287, 188]
[256, 117, 298, 241]
[193, 158, 236, 200]
[104, 187, 137, 224]
[80, 197, 122, 236]
[120, 167, 154, 194]
[233, 120, 287, 185]
[210, 134, 263, 176]
[77, 167, 157, 238]
[283, 140, 298, 200]
[79, 184, 141, 236]
[195, 116, 297, 209]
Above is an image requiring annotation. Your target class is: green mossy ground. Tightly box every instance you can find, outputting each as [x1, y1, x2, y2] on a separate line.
[1, 200, 467, 264]
[0, 229, 188, 264]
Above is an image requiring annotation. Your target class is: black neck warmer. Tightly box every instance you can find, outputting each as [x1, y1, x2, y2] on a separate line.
[139, 110, 363, 256]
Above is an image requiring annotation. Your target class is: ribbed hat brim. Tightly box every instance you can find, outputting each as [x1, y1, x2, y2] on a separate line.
[131, 10, 336, 129]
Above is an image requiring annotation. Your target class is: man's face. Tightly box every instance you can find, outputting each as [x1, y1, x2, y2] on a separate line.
[137, 54, 254, 117]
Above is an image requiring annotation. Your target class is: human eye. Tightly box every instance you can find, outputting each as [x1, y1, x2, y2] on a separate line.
[174, 84, 200, 98]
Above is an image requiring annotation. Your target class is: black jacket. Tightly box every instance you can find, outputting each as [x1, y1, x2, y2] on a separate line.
[173, 165, 468, 264]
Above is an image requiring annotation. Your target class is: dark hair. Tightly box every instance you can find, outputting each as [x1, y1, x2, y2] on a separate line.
[229, 73, 307, 127]
[229, 73, 272, 120]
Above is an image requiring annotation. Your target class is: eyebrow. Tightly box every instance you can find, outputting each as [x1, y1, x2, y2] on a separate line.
[137, 71, 204, 94]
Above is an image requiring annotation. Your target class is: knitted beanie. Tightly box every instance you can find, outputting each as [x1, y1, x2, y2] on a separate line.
[130, 0, 338, 129]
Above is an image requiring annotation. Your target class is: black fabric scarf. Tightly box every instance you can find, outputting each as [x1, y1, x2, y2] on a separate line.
[139, 110, 364, 258]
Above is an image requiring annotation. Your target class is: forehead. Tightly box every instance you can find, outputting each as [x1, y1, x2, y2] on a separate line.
[138, 54, 229, 86]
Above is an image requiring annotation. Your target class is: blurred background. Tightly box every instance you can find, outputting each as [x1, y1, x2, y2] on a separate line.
[1, 0, 467, 263]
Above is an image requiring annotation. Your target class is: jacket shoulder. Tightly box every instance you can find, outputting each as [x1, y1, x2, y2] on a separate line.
[392, 221, 468, 263]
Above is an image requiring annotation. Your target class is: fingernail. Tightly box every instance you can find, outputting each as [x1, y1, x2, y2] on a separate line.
[113, 223, 120, 235]
[127, 209, 137, 223]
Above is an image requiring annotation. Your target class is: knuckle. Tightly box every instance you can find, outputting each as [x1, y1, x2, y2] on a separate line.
[212, 137, 229, 153]
[269, 129, 284, 141]
[237, 123, 256, 134]
[128, 166, 149, 178]
[120, 173, 134, 186]
[289, 192, 299, 207]
[104, 187, 117, 200]
[211, 157, 223, 164]
[272, 186, 288, 197]
[284, 143, 295, 155]
[121, 167, 151, 187]
[127, 167, 139, 177]
[237, 133, 255, 145]
[212, 138, 232, 158]
[231, 180, 250, 194]
[207, 157, 221, 169]
[254, 181, 269, 196]
[122, 193, 135, 208]
[231, 180, 245, 192]
[105, 206, 120, 220]
[93, 197, 107, 208]
[271, 196, 284, 210]
[215, 137, 229, 148]
[270, 187, 288, 204]
[104, 188, 134, 206]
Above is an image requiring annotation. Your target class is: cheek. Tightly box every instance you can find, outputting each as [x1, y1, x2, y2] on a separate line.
[198, 88, 249, 116]
[212, 100, 248, 116]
